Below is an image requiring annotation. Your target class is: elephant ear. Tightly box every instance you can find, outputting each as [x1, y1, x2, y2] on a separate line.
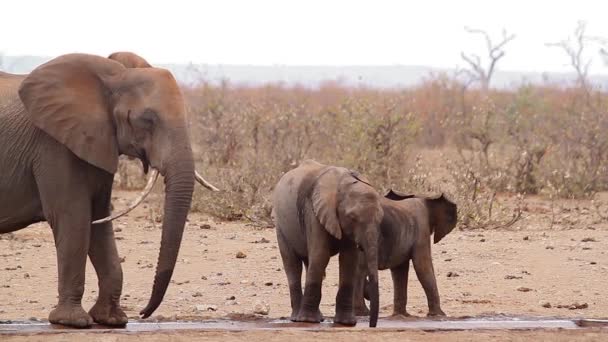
[311, 168, 343, 240]
[349, 170, 372, 187]
[426, 193, 458, 244]
[18, 54, 124, 174]
[384, 189, 416, 201]
[108, 51, 152, 68]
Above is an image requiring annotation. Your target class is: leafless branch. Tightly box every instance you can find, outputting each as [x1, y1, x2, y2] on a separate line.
[461, 27, 516, 90]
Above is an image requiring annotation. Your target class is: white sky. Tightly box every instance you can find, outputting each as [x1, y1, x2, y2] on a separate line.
[2, 0, 608, 73]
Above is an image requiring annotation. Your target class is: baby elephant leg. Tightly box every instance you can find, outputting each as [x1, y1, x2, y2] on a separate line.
[412, 243, 445, 317]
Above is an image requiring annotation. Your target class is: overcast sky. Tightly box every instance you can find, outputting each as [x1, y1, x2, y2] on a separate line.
[2, 0, 608, 73]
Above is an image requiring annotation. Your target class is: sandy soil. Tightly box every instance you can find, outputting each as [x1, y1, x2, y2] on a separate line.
[1, 190, 607, 340]
[3, 329, 608, 342]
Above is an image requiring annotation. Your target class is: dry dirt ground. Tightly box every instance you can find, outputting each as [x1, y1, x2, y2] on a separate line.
[1, 190, 607, 341]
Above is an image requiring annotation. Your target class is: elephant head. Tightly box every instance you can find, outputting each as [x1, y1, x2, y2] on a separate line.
[385, 189, 457, 243]
[311, 165, 383, 327]
[17, 53, 209, 318]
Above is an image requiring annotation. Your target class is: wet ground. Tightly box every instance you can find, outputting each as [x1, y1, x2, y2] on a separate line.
[1, 316, 607, 333]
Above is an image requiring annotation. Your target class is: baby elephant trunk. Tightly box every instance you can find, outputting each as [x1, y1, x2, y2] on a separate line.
[365, 245, 379, 328]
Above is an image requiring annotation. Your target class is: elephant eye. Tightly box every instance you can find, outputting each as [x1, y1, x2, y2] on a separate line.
[135, 109, 158, 130]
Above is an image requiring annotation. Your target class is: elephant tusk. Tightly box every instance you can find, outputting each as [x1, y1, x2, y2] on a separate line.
[92, 169, 160, 224]
[195, 170, 220, 192]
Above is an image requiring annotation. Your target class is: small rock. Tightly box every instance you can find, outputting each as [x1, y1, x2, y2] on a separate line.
[201, 275, 208, 280]
[253, 301, 270, 315]
[504, 275, 523, 280]
[192, 292, 203, 297]
[517, 287, 532, 292]
[200, 224, 212, 229]
[217, 272, 223, 276]
[541, 301, 552, 308]
[175, 280, 190, 285]
[444, 258, 453, 262]
[590, 261, 597, 265]
[447, 272, 460, 278]
[523, 236, 529, 241]
[557, 302, 588, 310]
[236, 251, 247, 259]
[545, 246, 554, 250]
[581, 237, 597, 242]
[119, 257, 126, 263]
[114, 227, 123, 233]
[253, 237, 270, 244]
[479, 238, 486, 242]
[226, 295, 236, 300]
[264, 282, 273, 286]
[195, 304, 217, 312]
[32, 244, 41, 248]
[582, 247, 592, 250]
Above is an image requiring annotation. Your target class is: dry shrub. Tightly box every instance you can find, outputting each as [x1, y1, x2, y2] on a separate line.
[114, 73, 608, 230]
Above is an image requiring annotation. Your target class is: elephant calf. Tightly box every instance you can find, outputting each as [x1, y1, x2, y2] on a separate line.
[355, 190, 457, 317]
[272, 160, 383, 327]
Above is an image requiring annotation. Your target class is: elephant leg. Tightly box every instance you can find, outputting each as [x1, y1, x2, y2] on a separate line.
[46, 201, 94, 327]
[277, 232, 303, 321]
[391, 261, 410, 316]
[296, 236, 330, 323]
[334, 244, 358, 326]
[88, 194, 127, 326]
[412, 244, 445, 317]
[353, 256, 369, 316]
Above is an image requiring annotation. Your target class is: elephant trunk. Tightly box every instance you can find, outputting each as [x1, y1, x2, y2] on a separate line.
[140, 143, 195, 318]
[365, 242, 379, 327]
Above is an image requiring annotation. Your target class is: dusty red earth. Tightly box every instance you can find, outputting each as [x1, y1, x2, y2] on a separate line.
[1, 190, 607, 340]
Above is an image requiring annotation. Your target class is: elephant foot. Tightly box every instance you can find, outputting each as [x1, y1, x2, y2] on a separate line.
[333, 311, 357, 326]
[354, 305, 370, 316]
[89, 302, 128, 326]
[294, 309, 324, 323]
[427, 309, 446, 317]
[49, 304, 94, 328]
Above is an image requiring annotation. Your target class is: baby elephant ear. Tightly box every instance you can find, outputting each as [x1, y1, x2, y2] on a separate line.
[349, 170, 372, 186]
[384, 189, 416, 201]
[311, 168, 342, 240]
[426, 193, 458, 244]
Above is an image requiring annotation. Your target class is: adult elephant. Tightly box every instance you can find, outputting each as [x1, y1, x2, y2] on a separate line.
[272, 160, 382, 327]
[0, 53, 217, 327]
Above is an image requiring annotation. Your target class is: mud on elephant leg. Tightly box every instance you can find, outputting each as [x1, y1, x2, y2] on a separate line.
[391, 262, 411, 317]
[277, 235, 304, 321]
[296, 252, 329, 323]
[88, 198, 127, 326]
[354, 276, 370, 316]
[334, 245, 358, 326]
[47, 202, 94, 327]
[412, 245, 446, 317]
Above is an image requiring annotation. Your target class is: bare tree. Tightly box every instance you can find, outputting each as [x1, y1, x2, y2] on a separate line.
[547, 21, 608, 103]
[460, 27, 516, 90]
[546, 21, 593, 89]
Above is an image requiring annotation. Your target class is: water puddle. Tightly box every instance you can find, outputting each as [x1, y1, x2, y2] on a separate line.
[0, 316, 606, 334]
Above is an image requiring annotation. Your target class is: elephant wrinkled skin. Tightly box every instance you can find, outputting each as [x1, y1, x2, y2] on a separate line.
[0, 53, 211, 327]
[272, 160, 383, 327]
